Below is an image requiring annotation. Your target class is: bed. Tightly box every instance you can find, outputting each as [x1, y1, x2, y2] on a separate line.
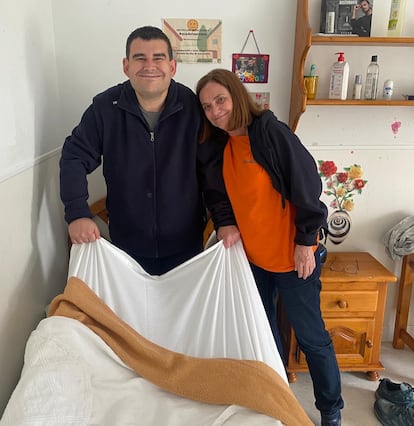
[0, 199, 312, 426]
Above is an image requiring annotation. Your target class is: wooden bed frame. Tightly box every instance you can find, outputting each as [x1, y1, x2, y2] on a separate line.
[90, 197, 109, 224]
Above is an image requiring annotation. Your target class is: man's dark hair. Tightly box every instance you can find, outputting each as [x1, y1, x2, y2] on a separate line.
[359, 0, 371, 8]
[126, 26, 173, 60]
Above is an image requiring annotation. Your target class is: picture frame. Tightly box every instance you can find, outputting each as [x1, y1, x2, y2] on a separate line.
[231, 53, 269, 84]
[319, 0, 374, 37]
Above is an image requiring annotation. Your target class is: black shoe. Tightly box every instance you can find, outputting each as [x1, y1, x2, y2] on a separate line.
[375, 378, 414, 406]
[321, 411, 341, 426]
[374, 398, 414, 426]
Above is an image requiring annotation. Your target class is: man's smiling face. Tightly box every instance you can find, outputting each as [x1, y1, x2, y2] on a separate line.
[123, 38, 176, 102]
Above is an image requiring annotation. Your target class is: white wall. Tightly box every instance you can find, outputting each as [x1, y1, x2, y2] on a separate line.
[0, 0, 68, 415]
[298, 0, 414, 345]
[0, 1, 62, 181]
[50, 0, 293, 130]
[0, 0, 413, 415]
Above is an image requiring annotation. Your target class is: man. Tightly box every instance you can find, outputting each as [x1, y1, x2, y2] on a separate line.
[351, 0, 372, 37]
[60, 26, 237, 275]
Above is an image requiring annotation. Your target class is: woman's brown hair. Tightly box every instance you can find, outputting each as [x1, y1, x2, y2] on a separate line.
[196, 68, 264, 142]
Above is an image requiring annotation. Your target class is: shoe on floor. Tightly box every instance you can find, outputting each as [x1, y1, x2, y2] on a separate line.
[374, 398, 414, 426]
[321, 410, 341, 426]
[375, 378, 414, 406]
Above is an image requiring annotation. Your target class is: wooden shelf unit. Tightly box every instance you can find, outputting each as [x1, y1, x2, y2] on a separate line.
[307, 99, 414, 106]
[312, 36, 414, 46]
[289, 0, 414, 131]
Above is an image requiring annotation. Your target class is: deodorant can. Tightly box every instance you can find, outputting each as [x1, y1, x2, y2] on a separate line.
[383, 80, 394, 100]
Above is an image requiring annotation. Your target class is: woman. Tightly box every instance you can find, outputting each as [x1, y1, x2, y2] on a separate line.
[196, 69, 343, 426]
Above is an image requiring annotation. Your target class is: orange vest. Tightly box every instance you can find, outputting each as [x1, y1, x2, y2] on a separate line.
[223, 135, 297, 272]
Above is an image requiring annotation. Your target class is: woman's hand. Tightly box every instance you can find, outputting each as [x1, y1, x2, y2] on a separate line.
[216, 225, 241, 248]
[294, 244, 316, 279]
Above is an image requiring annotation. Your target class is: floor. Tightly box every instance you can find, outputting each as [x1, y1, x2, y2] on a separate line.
[289, 342, 414, 426]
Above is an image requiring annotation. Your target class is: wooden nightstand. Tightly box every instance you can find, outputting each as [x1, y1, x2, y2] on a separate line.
[278, 252, 397, 383]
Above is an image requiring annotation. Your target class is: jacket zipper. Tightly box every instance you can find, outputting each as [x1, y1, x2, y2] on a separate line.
[150, 130, 158, 257]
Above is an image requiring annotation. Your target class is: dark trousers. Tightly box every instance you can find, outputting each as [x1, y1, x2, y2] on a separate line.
[133, 245, 203, 275]
[250, 249, 344, 415]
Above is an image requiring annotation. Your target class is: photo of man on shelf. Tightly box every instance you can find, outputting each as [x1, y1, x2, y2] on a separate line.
[351, 0, 372, 37]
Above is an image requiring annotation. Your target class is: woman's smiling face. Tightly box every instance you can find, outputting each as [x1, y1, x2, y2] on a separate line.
[198, 81, 233, 132]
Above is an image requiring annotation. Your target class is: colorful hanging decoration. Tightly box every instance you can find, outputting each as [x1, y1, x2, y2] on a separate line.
[232, 29, 269, 84]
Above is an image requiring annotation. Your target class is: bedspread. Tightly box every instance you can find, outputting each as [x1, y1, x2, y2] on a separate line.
[1, 239, 312, 426]
[1, 316, 287, 426]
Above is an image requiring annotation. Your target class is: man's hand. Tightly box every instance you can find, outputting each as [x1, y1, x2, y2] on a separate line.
[216, 225, 241, 248]
[352, 4, 360, 18]
[294, 244, 316, 279]
[68, 218, 101, 244]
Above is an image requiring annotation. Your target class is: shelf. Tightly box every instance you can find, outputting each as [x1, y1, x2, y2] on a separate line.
[307, 99, 414, 106]
[312, 36, 414, 46]
[288, 0, 414, 131]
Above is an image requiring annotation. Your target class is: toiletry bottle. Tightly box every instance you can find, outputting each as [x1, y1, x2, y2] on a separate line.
[352, 74, 362, 100]
[364, 55, 379, 100]
[328, 52, 349, 100]
[326, 9, 335, 34]
[388, 0, 407, 37]
[383, 80, 394, 100]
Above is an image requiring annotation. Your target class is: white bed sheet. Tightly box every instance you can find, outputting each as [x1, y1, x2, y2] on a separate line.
[68, 238, 286, 376]
[1, 239, 288, 426]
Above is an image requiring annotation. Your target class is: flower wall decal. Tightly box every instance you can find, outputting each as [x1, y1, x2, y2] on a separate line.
[318, 160, 368, 244]
[318, 160, 368, 212]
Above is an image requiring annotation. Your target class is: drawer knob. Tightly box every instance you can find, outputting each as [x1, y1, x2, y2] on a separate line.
[337, 300, 348, 309]
[366, 340, 373, 348]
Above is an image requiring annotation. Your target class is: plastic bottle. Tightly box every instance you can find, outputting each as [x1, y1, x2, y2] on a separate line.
[388, 0, 407, 37]
[364, 55, 380, 100]
[383, 80, 394, 100]
[352, 75, 363, 100]
[328, 52, 349, 100]
[326, 10, 335, 34]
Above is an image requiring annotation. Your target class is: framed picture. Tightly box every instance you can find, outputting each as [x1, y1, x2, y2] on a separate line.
[231, 53, 269, 84]
[319, 0, 375, 37]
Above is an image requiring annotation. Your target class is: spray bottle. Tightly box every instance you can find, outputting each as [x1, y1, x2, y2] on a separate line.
[328, 52, 349, 100]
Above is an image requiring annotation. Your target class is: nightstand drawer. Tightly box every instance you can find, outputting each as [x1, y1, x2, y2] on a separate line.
[321, 290, 378, 315]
